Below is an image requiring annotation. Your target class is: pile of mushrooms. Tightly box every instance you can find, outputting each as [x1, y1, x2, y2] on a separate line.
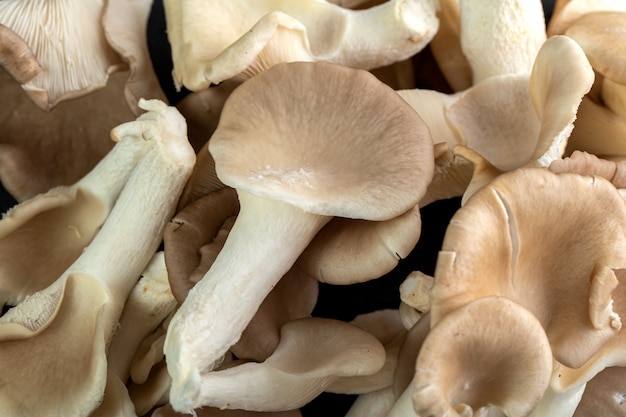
[2, 0, 626, 416]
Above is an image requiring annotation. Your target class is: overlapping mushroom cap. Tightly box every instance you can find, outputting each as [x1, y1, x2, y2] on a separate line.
[430, 167, 626, 368]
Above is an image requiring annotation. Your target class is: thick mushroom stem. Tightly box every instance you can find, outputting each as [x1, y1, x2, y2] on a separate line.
[164, 190, 330, 412]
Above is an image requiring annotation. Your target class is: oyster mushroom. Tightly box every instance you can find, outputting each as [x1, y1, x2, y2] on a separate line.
[163, 0, 439, 90]
[0, 24, 41, 84]
[0, 115, 154, 306]
[410, 296, 553, 417]
[0, 0, 126, 110]
[185, 317, 385, 412]
[430, 167, 626, 368]
[164, 61, 433, 413]
[0, 99, 195, 417]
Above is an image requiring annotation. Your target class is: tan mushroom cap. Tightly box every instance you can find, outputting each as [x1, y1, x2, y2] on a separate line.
[412, 296, 553, 417]
[210, 61, 433, 220]
[296, 204, 422, 285]
[0, 70, 135, 202]
[0, 24, 41, 84]
[564, 11, 626, 85]
[195, 317, 386, 411]
[0, 0, 126, 110]
[430, 168, 626, 368]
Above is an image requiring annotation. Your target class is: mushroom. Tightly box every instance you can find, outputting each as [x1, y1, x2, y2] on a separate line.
[528, 267, 626, 417]
[549, 150, 626, 189]
[459, 0, 547, 84]
[102, 0, 168, 114]
[547, 0, 626, 36]
[0, 69, 136, 201]
[430, 167, 626, 368]
[162, 0, 440, 90]
[163, 61, 433, 413]
[180, 317, 386, 412]
[0, 99, 195, 417]
[163, 187, 319, 362]
[0, 110, 154, 306]
[572, 366, 626, 417]
[296, 203, 423, 285]
[0, 24, 41, 84]
[409, 296, 553, 417]
[0, 0, 126, 110]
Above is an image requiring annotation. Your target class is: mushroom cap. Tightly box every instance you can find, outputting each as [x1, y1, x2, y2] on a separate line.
[164, 187, 240, 303]
[209, 61, 434, 221]
[431, 167, 626, 368]
[296, 204, 422, 285]
[0, 0, 126, 110]
[573, 366, 626, 417]
[412, 296, 553, 417]
[564, 11, 626, 85]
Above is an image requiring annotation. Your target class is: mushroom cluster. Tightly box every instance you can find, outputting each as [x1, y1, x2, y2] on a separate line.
[2, 0, 626, 417]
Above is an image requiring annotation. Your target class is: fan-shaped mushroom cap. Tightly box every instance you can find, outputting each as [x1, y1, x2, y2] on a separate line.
[430, 168, 626, 368]
[0, 0, 125, 110]
[193, 317, 385, 411]
[210, 62, 433, 220]
[411, 296, 553, 417]
[163, 0, 439, 90]
[164, 61, 433, 412]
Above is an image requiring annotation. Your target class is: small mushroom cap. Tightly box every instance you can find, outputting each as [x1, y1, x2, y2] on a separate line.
[564, 11, 626, 85]
[296, 204, 422, 285]
[550, 151, 626, 189]
[209, 61, 434, 221]
[412, 296, 553, 417]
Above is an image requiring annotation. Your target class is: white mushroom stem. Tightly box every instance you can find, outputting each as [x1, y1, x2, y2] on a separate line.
[0, 123, 152, 306]
[164, 190, 330, 412]
[460, 0, 546, 84]
[0, 99, 194, 417]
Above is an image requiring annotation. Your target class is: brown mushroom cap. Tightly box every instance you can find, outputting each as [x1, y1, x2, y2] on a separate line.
[431, 167, 626, 368]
